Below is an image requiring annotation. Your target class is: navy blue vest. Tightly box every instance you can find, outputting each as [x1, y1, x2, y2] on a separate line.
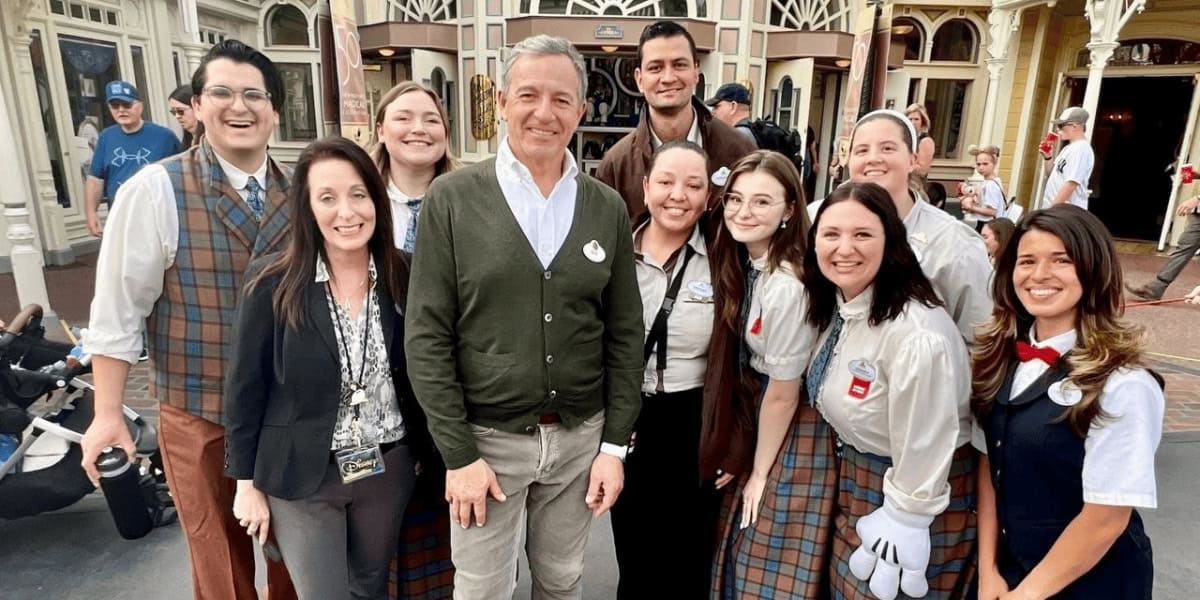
[983, 364, 1152, 599]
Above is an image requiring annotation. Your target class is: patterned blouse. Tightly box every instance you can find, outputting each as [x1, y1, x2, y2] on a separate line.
[315, 256, 407, 450]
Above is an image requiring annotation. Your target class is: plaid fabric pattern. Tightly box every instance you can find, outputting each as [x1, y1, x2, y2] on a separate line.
[713, 402, 839, 599]
[389, 474, 455, 599]
[829, 444, 978, 600]
[148, 141, 291, 423]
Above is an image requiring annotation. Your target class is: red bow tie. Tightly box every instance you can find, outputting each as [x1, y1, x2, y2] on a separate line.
[1016, 341, 1061, 366]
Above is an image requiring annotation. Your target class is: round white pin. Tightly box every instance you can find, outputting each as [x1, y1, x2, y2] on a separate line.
[1048, 380, 1082, 407]
[583, 240, 606, 263]
[711, 166, 731, 187]
[351, 388, 368, 405]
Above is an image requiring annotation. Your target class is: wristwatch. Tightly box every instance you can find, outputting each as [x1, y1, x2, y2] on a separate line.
[599, 442, 629, 462]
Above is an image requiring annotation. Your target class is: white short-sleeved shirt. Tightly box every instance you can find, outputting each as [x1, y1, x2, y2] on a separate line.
[744, 257, 815, 381]
[634, 223, 714, 394]
[1042, 140, 1094, 209]
[811, 288, 971, 516]
[973, 177, 1005, 223]
[996, 329, 1164, 509]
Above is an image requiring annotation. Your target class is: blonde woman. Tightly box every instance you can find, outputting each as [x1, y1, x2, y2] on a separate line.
[905, 103, 936, 177]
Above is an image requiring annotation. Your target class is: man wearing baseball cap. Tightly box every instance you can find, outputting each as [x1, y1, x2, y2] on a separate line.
[705, 83, 758, 147]
[1040, 106, 1095, 209]
[85, 80, 180, 237]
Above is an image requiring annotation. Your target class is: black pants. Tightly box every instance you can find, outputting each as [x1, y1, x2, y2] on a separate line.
[611, 388, 724, 600]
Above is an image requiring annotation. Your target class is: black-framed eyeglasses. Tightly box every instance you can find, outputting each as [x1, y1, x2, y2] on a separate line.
[202, 85, 272, 109]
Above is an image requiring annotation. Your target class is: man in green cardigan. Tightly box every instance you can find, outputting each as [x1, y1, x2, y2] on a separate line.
[405, 35, 644, 599]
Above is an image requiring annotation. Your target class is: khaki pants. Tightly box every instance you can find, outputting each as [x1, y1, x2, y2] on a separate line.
[158, 403, 297, 600]
[450, 412, 605, 600]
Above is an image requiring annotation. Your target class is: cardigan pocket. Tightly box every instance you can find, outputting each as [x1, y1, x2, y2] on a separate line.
[459, 346, 517, 403]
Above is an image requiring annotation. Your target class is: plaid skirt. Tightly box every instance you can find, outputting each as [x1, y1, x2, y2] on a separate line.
[829, 444, 978, 600]
[713, 402, 839, 599]
[389, 472, 454, 599]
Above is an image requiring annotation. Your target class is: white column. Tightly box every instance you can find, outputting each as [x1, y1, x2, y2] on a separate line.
[979, 8, 1019, 145]
[1080, 41, 1117, 136]
[0, 71, 52, 315]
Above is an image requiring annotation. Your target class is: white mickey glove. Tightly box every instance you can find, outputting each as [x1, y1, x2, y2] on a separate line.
[848, 496, 934, 600]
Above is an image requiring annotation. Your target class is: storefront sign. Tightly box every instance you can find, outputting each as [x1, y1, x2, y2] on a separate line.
[330, 0, 370, 146]
[470, 74, 498, 141]
[594, 25, 624, 40]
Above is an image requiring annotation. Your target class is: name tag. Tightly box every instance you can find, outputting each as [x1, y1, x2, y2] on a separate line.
[847, 359, 876, 400]
[334, 444, 386, 484]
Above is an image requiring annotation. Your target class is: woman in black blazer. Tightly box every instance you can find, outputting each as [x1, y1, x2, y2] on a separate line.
[224, 136, 434, 600]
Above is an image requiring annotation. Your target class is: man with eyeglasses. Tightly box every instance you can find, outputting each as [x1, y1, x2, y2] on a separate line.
[85, 80, 180, 237]
[81, 40, 298, 600]
[1041, 106, 1095, 209]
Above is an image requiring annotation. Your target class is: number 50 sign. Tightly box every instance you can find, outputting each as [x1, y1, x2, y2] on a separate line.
[330, 0, 370, 145]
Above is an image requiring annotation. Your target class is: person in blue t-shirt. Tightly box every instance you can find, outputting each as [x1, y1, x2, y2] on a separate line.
[85, 80, 181, 237]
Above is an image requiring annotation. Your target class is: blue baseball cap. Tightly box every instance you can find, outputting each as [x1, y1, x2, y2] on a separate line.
[105, 80, 139, 103]
[705, 83, 751, 107]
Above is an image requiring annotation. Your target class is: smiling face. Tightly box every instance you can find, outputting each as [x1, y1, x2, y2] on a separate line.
[108, 100, 144, 130]
[168, 99, 198, 133]
[377, 90, 448, 174]
[308, 158, 376, 261]
[814, 198, 885, 300]
[849, 117, 917, 205]
[643, 146, 709, 236]
[498, 52, 586, 170]
[636, 35, 700, 115]
[193, 58, 279, 165]
[1013, 228, 1083, 339]
[723, 170, 791, 259]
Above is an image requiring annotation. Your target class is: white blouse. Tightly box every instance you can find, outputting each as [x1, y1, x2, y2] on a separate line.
[743, 257, 816, 381]
[995, 329, 1163, 509]
[634, 223, 714, 394]
[810, 288, 971, 516]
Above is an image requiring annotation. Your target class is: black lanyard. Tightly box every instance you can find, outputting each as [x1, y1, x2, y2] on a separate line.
[327, 280, 372, 398]
[643, 244, 696, 378]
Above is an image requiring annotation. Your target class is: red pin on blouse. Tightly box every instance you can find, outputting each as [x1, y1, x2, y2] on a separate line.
[750, 316, 762, 335]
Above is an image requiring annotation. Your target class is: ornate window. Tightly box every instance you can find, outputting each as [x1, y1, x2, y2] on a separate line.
[267, 4, 310, 46]
[768, 0, 851, 32]
[519, 0, 704, 18]
[389, 0, 457, 21]
[930, 19, 977, 62]
[894, 17, 924, 62]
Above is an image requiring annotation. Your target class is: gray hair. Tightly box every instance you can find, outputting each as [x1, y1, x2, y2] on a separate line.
[500, 35, 587, 103]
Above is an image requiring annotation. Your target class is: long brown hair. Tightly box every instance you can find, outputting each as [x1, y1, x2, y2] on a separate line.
[369, 81, 458, 184]
[972, 205, 1147, 435]
[247, 136, 406, 329]
[710, 150, 810, 335]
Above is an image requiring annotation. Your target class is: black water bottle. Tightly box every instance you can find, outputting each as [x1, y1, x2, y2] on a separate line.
[96, 447, 153, 539]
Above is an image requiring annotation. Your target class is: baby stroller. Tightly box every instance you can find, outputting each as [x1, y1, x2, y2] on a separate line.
[0, 304, 174, 535]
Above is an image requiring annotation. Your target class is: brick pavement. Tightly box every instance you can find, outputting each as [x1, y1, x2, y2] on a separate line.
[4, 245, 1199, 432]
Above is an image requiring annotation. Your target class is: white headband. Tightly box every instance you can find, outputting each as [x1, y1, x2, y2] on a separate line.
[856, 109, 919, 153]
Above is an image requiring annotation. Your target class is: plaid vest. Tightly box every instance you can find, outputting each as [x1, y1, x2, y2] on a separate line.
[147, 141, 292, 424]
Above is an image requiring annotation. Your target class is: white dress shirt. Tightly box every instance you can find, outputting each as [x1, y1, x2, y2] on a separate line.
[494, 137, 579, 269]
[649, 110, 703, 148]
[744, 257, 816, 381]
[634, 222, 713, 393]
[83, 152, 269, 364]
[1005, 329, 1163, 508]
[387, 180, 418, 251]
[811, 287, 971, 516]
[903, 197, 994, 345]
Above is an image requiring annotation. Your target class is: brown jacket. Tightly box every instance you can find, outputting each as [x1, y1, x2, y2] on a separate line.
[596, 97, 758, 224]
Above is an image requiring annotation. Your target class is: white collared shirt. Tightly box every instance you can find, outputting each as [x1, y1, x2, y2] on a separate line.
[494, 137, 579, 268]
[649, 109, 703, 149]
[811, 288, 971, 516]
[1007, 328, 1163, 509]
[744, 257, 815, 381]
[387, 181, 419, 251]
[903, 197, 993, 345]
[212, 152, 268, 202]
[634, 223, 713, 393]
[84, 149, 272, 364]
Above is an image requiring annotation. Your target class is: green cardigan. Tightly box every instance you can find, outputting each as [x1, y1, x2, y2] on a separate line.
[404, 158, 644, 469]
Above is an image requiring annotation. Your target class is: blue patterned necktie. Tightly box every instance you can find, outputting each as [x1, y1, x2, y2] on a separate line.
[403, 198, 422, 254]
[805, 311, 845, 404]
[736, 266, 762, 370]
[245, 176, 264, 222]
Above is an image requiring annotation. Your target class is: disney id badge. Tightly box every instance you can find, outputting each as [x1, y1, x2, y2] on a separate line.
[334, 444, 386, 483]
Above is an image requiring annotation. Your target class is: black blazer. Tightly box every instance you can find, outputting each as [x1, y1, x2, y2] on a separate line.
[224, 253, 436, 500]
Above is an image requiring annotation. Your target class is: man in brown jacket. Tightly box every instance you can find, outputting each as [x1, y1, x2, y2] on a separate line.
[597, 21, 756, 224]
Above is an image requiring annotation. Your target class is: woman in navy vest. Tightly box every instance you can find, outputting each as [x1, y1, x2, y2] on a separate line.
[972, 204, 1163, 599]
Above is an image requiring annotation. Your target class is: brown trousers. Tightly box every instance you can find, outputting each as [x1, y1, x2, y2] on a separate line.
[158, 403, 297, 600]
